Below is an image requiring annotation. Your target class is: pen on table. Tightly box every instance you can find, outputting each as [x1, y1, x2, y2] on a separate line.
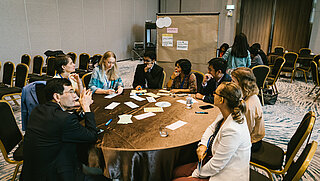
[105, 119, 112, 126]
[195, 111, 208, 114]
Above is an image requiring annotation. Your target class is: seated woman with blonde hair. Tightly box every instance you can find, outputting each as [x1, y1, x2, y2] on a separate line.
[89, 51, 124, 94]
[173, 82, 251, 181]
[231, 67, 265, 152]
[167, 59, 197, 93]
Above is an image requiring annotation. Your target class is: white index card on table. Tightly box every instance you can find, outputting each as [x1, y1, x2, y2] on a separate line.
[177, 100, 186, 104]
[105, 102, 120, 110]
[104, 93, 118, 99]
[166, 120, 187, 130]
[124, 101, 139, 109]
[130, 95, 146, 101]
[134, 112, 156, 120]
[146, 97, 156, 102]
[118, 114, 133, 124]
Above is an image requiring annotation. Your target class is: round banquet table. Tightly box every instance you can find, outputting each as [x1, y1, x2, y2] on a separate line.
[87, 89, 220, 181]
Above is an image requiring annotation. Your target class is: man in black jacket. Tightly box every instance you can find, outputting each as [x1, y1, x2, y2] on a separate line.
[21, 78, 98, 181]
[195, 58, 231, 104]
[133, 51, 164, 90]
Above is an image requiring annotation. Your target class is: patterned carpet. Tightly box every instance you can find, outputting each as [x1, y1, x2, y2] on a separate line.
[1, 62, 320, 180]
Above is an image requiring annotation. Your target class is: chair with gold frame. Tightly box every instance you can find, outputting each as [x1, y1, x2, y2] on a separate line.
[281, 52, 299, 83]
[308, 61, 320, 101]
[299, 48, 312, 57]
[252, 65, 270, 106]
[266, 57, 285, 94]
[191, 70, 204, 92]
[78, 53, 90, 71]
[21, 54, 31, 67]
[0, 63, 29, 105]
[0, 100, 23, 181]
[250, 141, 317, 181]
[251, 111, 315, 176]
[82, 72, 93, 89]
[161, 70, 166, 89]
[295, 55, 318, 83]
[0, 61, 15, 88]
[67, 52, 77, 64]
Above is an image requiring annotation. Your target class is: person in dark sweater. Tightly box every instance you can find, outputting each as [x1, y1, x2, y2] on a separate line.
[21, 78, 98, 181]
[251, 43, 268, 65]
[195, 58, 231, 104]
[133, 51, 164, 90]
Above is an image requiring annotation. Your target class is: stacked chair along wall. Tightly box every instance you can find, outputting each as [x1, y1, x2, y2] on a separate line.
[252, 65, 270, 106]
[21, 54, 31, 67]
[266, 57, 285, 94]
[67, 52, 77, 64]
[274, 46, 285, 56]
[0, 63, 29, 105]
[29, 55, 53, 83]
[250, 111, 316, 176]
[295, 54, 318, 83]
[76, 53, 90, 78]
[281, 52, 299, 83]
[191, 70, 204, 92]
[250, 141, 318, 181]
[0, 100, 24, 181]
[0, 61, 15, 88]
[82, 72, 93, 89]
[299, 48, 312, 57]
[308, 61, 320, 102]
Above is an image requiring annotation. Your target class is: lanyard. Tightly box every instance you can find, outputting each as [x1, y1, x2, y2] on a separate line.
[180, 75, 187, 89]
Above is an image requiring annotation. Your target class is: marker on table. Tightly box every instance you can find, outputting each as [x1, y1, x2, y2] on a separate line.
[105, 119, 112, 126]
[195, 112, 208, 114]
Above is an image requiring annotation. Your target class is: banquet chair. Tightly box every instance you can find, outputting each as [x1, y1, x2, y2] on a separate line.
[67, 52, 77, 64]
[266, 57, 285, 94]
[78, 53, 90, 71]
[250, 141, 317, 181]
[251, 111, 315, 176]
[0, 63, 29, 105]
[82, 72, 93, 89]
[295, 55, 318, 83]
[308, 61, 320, 101]
[274, 46, 285, 55]
[161, 70, 166, 88]
[281, 52, 298, 83]
[191, 70, 204, 92]
[0, 100, 24, 181]
[252, 65, 270, 106]
[299, 48, 312, 57]
[31, 55, 44, 75]
[21, 54, 31, 67]
[29, 57, 55, 83]
[0, 61, 15, 87]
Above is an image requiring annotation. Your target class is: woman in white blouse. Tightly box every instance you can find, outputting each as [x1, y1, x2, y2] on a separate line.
[231, 67, 265, 152]
[173, 82, 251, 181]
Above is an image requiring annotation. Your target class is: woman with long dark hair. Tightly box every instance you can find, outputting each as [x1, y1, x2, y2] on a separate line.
[167, 59, 197, 93]
[222, 33, 251, 73]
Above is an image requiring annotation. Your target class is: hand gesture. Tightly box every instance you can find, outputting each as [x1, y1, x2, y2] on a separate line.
[203, 74, 213, 83]
[70, 73, 81, 83]
[105, 89, 115, 95]
[144, 63, 153, 72]
[196, 145, 207, 161]
[117, 87, 124, 94]
[79, 88, 93, 112]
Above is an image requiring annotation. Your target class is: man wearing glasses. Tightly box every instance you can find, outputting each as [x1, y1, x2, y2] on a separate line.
[21, 78, 99, 180]
[195, 58, 232, 104]
[133, 51, 164, 90]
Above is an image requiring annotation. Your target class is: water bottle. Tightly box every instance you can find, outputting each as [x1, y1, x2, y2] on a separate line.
[186, 94, 192, 109]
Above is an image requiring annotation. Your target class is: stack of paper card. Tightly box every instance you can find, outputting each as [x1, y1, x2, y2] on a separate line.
[166, 120, 187, 130]
[144, 107, 164, 112]
[146, 92, 160, 98]
[117, 114, 133, 124]
[159, 89, 171, 93]
[134, 112, 156, 120]
[146, 97, 156, 102]
[105, 102, 120, 109]
[124, 101, 139, 108]
[157, 93, 170, 96]
[104, 93, 118, 99]
[130, 95, 146, 101]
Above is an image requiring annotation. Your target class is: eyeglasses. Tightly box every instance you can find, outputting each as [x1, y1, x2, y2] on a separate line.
[62, 89, 76, 94]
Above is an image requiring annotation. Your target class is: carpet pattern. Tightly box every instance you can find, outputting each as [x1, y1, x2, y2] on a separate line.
[1, 62, 319, 180]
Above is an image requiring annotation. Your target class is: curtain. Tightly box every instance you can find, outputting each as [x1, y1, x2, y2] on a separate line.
[241, 0, 274, 53]
[272, 0, 313, 52]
